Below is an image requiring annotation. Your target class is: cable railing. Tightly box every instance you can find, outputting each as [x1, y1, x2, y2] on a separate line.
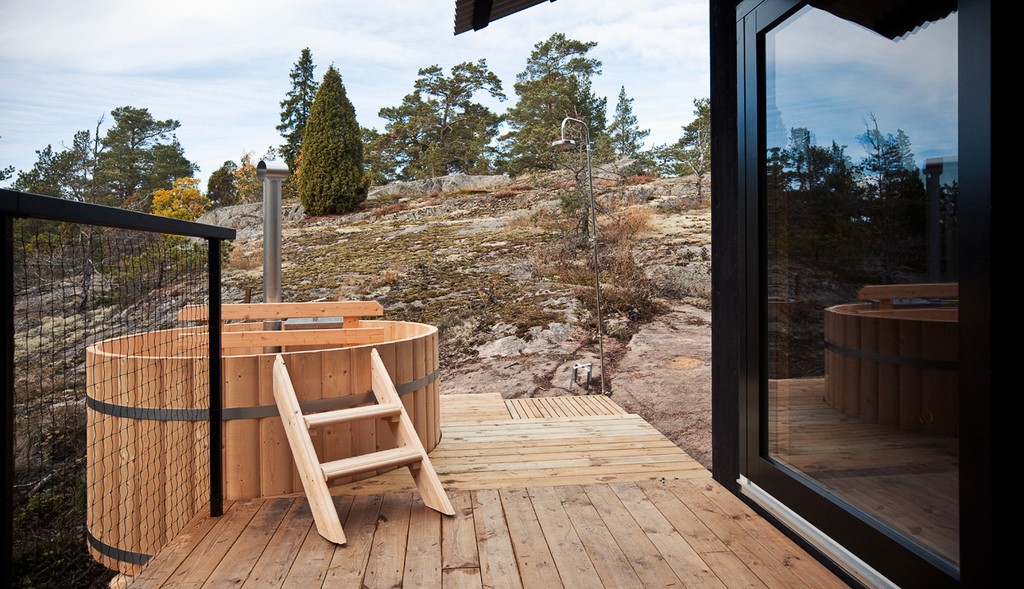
[2, 189, 233, 588]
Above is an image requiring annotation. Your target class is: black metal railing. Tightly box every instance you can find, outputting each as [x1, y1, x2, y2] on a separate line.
[2, 189, 233, 587]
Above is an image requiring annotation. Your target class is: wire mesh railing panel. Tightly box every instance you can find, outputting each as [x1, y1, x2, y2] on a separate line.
[12, 219, 212, 588]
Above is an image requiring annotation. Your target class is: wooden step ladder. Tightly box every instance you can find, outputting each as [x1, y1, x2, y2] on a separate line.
[272, 348, 454, 545]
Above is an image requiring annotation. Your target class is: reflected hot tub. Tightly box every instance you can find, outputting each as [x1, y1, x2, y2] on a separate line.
[823, 283, 958, 435]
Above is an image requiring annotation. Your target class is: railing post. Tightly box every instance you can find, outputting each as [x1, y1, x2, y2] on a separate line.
[208, 238, 223, 518]
[2, 213, 13, 576]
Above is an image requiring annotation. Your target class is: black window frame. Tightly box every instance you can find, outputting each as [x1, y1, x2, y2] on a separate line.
[720, 0, 993, 586]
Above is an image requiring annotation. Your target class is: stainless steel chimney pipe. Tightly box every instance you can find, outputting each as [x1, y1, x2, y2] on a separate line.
[256, 160, 290, 306]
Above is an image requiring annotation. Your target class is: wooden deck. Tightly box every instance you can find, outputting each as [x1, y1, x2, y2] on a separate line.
[125, 394, 851, 588]
[769, 378, 959, 564]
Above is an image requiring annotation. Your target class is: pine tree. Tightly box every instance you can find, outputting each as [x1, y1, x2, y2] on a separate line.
[206, 160, 238, 207]
[98, 106, 194, 208]
[501, 33, 606, 175]
[14, 129, 99, 202]
[373, 60, 505, 180]
[298, 65, 369, 215]
[677, 98, 711, 199]
[609, 86, 649, 157]
[362, 126, 399, 185]
[278, 48, 318, 171]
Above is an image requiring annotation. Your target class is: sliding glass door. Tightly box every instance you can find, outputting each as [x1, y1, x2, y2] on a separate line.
[735, 1, 987, 586]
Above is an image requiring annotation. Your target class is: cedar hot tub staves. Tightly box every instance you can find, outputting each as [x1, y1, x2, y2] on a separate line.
[85, 301, 442, 575]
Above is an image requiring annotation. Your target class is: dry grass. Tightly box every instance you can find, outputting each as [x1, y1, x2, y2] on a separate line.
[528, 198, 666, 339]
[368, 268, 402, 290]
[492, 180, 539, 198]
[227, 246, 262, 270]
[371, 200, 411, 219]
[602, 205, 653, 243]
[624, 173, 658, 185]
[507, 209, 573, 232]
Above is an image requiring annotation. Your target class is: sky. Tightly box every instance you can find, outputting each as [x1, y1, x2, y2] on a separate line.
[0, 0, 711, 188]
[765, 5, 958, 170]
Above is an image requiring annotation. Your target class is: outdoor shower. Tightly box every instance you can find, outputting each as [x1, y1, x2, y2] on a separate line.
[552, 116, 608, 396]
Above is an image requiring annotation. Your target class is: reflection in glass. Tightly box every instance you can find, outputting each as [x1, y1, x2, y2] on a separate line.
[764, 3, 959, 568]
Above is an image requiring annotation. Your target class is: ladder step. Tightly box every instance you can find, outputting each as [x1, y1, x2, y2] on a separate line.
[304, 403, 402, 428]
[320, 447, 422, 481]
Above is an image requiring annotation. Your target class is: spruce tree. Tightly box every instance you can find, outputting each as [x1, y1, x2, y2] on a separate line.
[278, 48, 318, 171]
[298, 65, 369, 215]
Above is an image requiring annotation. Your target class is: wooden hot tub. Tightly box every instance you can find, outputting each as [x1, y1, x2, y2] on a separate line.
[85, 302, 440, 574]
[823, 284, 958, 435]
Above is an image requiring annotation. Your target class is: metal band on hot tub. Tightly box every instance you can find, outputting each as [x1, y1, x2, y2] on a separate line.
[87, 532, 151, 566]
[85, 370, 437, 421]
[823, 341, 957, 371]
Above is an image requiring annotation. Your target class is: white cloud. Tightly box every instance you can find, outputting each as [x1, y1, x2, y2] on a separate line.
[1, 0, 712, 186]
[767, 6, 958, 163]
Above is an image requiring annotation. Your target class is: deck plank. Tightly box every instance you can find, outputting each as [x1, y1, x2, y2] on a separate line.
[441, 566, 483, 589]
[636, 479, 727, 556]
[128, 500, 232, 587]
[503, 395, 629, 421]
[504, 399, 525, 420]
[329, 412, 705, 495]
[671, 479, 817, 589]
[363, 492, 412, 589]
[582, 484, 686, 588]
[698, 481, 852, 589]
[239, 497, 313, 588]
[277, 497, 347, 588]
[206, 496, 293, 586]
[702, 551, 770, 589]
[498, 488, 563, 589]
[164, 498, 261, 588]
[128, 395, 851, 589]
[428, 438, 682, 459]
[440, 393, 511, 423]
[554, 484, 645, 588]
[321, 494, 382, 586]
[472, 489, 524, 589]
[442, 490, 479, 570]
[613, 481, 728, 588]
[527, 486, 604, 588]
[402, 496, 443, 589]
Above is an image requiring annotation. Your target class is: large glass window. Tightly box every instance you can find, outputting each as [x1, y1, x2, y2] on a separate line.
[763, 2, 959, 571]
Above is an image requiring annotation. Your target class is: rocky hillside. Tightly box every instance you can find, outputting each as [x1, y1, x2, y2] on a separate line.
[201, 166, 715, 468]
